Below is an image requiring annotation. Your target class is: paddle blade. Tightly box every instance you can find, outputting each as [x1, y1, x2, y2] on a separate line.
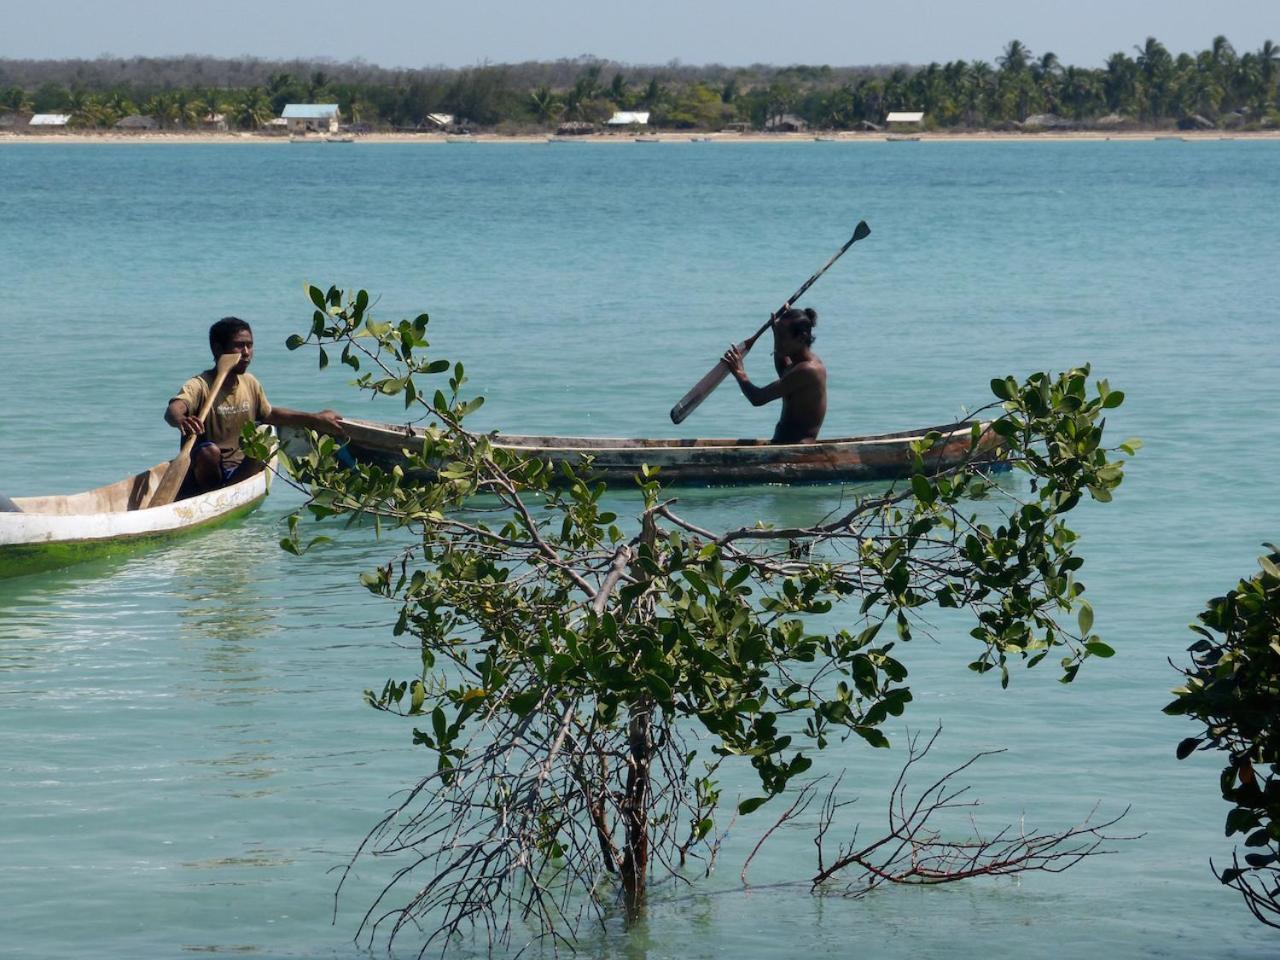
[145, 444, 194, 508]
[853, 220, 870, 242]
[670, 359, 732, 424]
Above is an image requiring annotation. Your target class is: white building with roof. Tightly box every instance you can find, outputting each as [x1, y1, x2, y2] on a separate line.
[281, 104, 340, 133]
[29, 114, 71, 127]
[885, 111, 924, 125]
[606, 111, 650, 126]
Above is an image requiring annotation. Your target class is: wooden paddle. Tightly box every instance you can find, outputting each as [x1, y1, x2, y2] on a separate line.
[146, 352, 241, 509]
[669, 220, 871, 425]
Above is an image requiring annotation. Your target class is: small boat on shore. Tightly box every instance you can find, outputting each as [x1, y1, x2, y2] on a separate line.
[0, 460, 273, 579]
[282, 418, 997, 487]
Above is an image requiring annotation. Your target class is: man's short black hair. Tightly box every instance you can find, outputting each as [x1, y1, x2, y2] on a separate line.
[778, 307, 818, 346]
[209, 316, 252, 352]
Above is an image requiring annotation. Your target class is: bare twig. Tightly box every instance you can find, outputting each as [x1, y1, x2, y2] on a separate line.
[742, 779, 822, 885]
[810, 726, 1139, 895]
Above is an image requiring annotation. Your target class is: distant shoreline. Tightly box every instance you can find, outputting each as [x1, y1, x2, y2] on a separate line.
[2, 130, 1278, 145]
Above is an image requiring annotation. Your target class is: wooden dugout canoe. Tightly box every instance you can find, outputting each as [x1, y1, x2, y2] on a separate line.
[282, 417, 998, 487]
[0, 459, 273, 579]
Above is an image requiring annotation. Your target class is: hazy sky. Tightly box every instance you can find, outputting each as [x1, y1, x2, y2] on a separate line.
[4, 0, 1276, 69]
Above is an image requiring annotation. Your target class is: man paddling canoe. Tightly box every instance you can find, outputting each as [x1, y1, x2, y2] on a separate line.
[166, 317, 344, 498]
[722, 306, 827, 444]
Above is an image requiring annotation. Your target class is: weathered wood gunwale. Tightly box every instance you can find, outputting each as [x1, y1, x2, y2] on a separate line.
[0, 459, 273, 579]
[286, 418, 998, 487]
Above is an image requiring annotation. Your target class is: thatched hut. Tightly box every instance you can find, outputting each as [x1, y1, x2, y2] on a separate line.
[765, 114, 807, 133]
[115, 115, 158, 131]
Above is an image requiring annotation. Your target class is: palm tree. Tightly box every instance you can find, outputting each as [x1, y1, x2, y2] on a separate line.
[307, 71, 331, 102]
[1211, 35, 1237, 71]
[1135, 37, 1173, 120]
[172, 90, 201, 128]
[765, 80, 798, 127]
[1135, 37, 1171, 80]
[821, 84, 856, 128]
[63, 88, 92, 125]
[966, 60, 995, 123]
[1259, 40, 1280, 107]
[854, 77, 884, 123]
[1059, 66, 1099, 119]
[143, 94, 175, 127]
[267, 73, 294, 96]
[346, 92, 376, 126]
[883, 67, 910, 110]
[196, 89, 225, 123]
[914, 62, 946, 116]
[1033, 52, 1062, 113]
[528, 85, 560, 123]
[265, 72, 296, 114]
[0, 86, 34, 113]
[76, 93, 109, 128]
[232, 87, 273, 129]
[608, 72, 629, 106]
[998, 40, 1031, 75]
[640, 77, 665, 109]
[1032, 52, 1061, 79]
[572, 64, 603, 107]
[1104, 51, 1138, 114]
[101, 91, 135, 126]
[1180, 67, 1224, 121]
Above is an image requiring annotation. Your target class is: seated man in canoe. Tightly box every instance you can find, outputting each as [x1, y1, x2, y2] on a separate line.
[722, 306, 827, 443]
[166, 317, 344, 497]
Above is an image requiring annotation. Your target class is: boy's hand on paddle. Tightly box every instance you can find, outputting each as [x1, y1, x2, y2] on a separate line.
[722, 344, 746, 379]
[177, 414, 204, 436]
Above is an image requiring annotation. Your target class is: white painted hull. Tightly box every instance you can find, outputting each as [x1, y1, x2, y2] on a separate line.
[0, 459, 273, 578]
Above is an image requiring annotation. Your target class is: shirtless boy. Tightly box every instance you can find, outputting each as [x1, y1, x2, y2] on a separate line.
[722, 306, 827, 444]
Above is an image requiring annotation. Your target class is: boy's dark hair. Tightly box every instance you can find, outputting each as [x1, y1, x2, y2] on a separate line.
[778, 306, 818, 346]
[209, 316, 252, 352]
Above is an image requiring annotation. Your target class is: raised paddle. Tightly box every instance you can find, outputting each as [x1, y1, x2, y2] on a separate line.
[669, 220, 871, 425]
[146, 352, 242, 509]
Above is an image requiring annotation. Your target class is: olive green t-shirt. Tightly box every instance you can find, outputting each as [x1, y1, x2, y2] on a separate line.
[172, 371, 273, 468]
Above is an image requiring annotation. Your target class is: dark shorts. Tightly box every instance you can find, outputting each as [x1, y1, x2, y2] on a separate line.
[194, 440, 241, 483]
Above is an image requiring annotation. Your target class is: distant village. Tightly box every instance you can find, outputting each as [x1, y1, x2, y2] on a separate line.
[2, 39, 1277, 135]
[8, 102, 931, 137]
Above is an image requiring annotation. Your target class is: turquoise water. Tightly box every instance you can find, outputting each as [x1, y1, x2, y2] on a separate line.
[1, 140, 1279, 958]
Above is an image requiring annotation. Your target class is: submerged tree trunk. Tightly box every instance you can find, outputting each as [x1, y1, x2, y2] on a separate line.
[620, 700, 652, 918]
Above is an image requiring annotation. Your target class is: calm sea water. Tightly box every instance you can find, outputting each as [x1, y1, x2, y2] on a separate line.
[1, 140, 1278, 959]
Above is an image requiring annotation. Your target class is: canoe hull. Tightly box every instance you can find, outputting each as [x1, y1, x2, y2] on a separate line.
[283, 419, 998, 487]
[0, 461, 272, 579]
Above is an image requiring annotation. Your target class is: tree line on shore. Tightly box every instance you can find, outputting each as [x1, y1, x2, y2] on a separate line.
[1, 37, 1277, 132]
